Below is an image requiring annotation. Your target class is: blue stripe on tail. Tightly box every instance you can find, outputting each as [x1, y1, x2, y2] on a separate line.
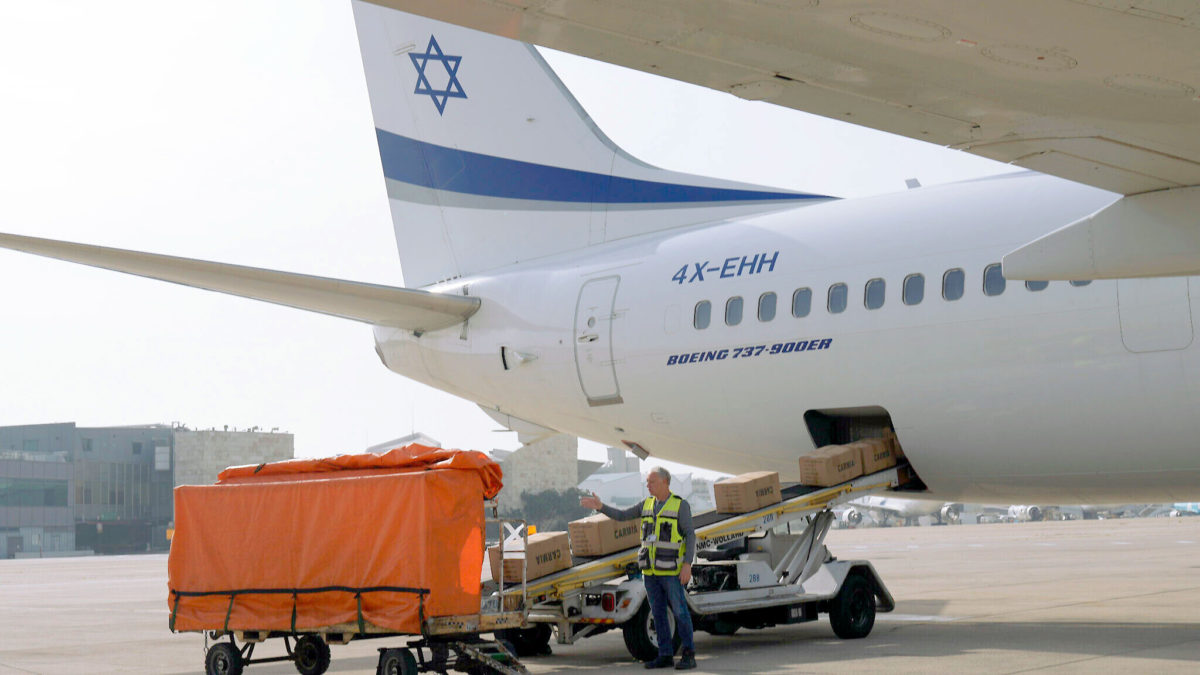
[376, 129, 828, 204]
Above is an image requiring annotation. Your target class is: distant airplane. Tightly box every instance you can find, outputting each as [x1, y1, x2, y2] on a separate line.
[1171, 503, 1200, 516]
[843, 496, 962, 527]
[1070, 504, 1163, 519]
[2, 3, 1200, 505]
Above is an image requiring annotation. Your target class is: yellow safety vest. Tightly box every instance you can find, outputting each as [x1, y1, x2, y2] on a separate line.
[637, 494, 685, 576]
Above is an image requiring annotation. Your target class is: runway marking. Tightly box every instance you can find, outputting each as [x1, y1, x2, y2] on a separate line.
[961, 584, 1200, 622]
[1112, 541, 1132, 545]
[1033, 542, 1057, 546]
[967, 543, 985, 548]
[1003, 631, 1200, 674]
[1177, 540, 1195, 544]
[876, 613, 959, 623]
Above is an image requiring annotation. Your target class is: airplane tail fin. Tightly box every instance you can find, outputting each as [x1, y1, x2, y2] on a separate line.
[351, 1, 830, 288]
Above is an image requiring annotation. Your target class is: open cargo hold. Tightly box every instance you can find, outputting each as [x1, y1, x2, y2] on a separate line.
[168, 444, 503, 636]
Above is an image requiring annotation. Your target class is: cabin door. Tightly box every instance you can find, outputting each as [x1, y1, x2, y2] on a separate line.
[574, 276, 623, 406]
[1117, 277, 1194, 352]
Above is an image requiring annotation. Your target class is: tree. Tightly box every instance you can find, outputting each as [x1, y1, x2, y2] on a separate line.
[500, 488, 591, 533]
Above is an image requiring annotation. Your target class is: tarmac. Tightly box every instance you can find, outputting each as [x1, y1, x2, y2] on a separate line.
[1, 517, 1198, 674]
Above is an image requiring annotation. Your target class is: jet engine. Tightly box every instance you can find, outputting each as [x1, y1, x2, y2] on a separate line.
[940, 503, 963, 524]
[1007, 505, 1044, 522]
[840, 507, 863, 527]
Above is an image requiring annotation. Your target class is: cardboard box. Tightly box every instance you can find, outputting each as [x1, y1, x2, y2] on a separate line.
[488, 531, 571, 583]
[714, 471, 783, 513]
[568, 513, 640, 557]
[798, 445, 862, 487]
[852, 438, 898, 474]
[883, 428, 905, 460]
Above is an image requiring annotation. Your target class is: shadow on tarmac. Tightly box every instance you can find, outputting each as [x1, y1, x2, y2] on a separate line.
[195, 618, 1200, 674]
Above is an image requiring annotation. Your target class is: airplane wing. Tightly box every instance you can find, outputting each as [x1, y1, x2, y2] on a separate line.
[0, 233, 480, 333]
[379, 0, 1200, 196]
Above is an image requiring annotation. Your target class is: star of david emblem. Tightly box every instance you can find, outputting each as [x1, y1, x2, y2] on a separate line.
[410, 35, 467, 115]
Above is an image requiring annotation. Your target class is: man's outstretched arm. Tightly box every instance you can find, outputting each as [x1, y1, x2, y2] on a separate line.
[580, 492, 642, 521]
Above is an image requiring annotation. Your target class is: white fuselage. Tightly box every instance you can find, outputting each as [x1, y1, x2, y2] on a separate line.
[849, 496, 946, 521]
[374, 171, 1200, 504]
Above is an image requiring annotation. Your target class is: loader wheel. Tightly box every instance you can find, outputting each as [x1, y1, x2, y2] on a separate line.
[704, 617, 739, 636]
[621, 601, 680, 662]
[377, 648, 417, 675]
[205, 642, 244, 675]
[829, 572, 875, 639]
[495, 624, 552, 656]
[294, 634, 331, 675]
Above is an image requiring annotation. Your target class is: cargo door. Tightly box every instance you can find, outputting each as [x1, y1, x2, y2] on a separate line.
[574, 276, 623, 406]
[1117, 278, 1193, 352]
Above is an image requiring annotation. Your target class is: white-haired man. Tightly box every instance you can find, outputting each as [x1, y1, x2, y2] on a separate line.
[580, 466, 697, 670]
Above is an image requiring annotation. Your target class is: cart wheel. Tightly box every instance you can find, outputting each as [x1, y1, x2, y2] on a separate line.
[294, 635, 331, 675]
[205, 642, 244, 675]
[377, 648, 417, 675]
[829, 572, 876, 639]
[621, 601, 681, 662]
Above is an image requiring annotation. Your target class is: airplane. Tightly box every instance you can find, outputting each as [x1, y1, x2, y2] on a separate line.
[969, 504, 1135, 523]
[842, 496, 963, 527]
[1003, 505, 1049, 523]
[979, 505, 1062, 523]
[2, 3, 1199, 506]
[1170, 503, 1200, 516]
[1069, 504, 1160, 519]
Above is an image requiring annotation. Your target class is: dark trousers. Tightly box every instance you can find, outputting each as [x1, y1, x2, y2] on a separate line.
[644, 573, 695, 657]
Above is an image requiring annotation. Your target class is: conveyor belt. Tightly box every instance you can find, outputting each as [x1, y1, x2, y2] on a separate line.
[500, 465, 910, 602]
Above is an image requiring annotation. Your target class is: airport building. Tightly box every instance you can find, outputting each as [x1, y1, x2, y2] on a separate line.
[487, 434, 605, 513]
[0, 422, 292, 558]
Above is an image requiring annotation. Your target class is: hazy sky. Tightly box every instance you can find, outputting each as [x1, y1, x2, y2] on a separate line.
[0, 2, 1014, 474]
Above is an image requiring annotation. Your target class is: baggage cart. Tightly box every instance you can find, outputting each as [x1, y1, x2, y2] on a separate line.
[167, 445, 529, 675]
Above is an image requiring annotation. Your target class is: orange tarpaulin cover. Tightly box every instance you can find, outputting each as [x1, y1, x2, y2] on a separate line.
[167, 444, 502, 634]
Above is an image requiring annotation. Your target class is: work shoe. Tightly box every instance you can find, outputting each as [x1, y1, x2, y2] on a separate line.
[643, 655, 674, 669]
[675, 649, 697, 670]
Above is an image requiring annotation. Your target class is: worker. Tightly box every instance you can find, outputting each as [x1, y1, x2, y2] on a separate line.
[580, 466, 697, 670]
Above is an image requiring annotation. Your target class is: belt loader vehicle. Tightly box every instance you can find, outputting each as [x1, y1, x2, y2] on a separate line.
[495, 466, 909, 661]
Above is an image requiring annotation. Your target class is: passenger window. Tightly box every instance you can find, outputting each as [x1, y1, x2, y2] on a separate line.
[1070, 280, 1092, 287]
[983, 263, 1006, 296]
[942, 268, 965, 301]
[758, 292, 777, 322]
[828, 283, 847, 314]
[864, 278, 885, 310]
[694, 301, 711, 330]
[1025, 280, 1049, 292]
[903, 274, 924, 305]
[725, 297, 743, 326]
[792, 288, 812, 318]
